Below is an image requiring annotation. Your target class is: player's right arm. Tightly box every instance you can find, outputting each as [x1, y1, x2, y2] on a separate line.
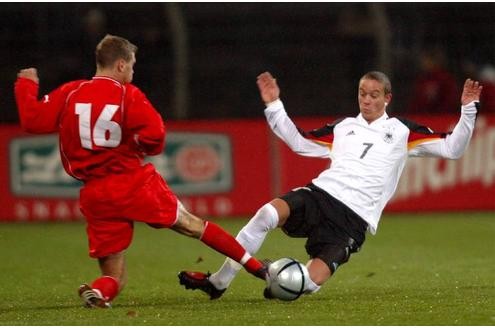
[14, 68, 80, 134]
[257, 71, 331, 158]
[125, 85, 165, 156]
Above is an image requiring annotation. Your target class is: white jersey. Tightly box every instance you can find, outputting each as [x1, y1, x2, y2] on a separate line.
[264, 99, 478, 234]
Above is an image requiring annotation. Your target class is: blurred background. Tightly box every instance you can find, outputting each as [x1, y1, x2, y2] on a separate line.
[1, 3, 494, 220]
[2, 2, 495, 123]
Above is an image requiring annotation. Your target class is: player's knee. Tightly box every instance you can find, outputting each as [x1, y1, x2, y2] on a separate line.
[314, 238, 360, 275]
[251, 203, 280, 232]
[306, 258, 332, 286]
[236, 204, 278, 244]
[269, 199, 290, 226]
[309, 270, 330, 286]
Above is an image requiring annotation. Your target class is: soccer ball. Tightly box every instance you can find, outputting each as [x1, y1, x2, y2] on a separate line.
[266, 257, 309, 301]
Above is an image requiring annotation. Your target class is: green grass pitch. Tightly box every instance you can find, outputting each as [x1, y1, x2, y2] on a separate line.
[0, 212, 493, 325]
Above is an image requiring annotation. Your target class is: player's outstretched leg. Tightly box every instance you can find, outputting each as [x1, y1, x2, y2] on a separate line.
[173, 203, 269, 282]
[178, 203, 278, 299]
[198, 220, 268, 280]
[208, 204, 279, 290]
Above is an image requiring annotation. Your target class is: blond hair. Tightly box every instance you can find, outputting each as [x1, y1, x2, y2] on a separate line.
[360, 71, 392, 95]
[95, 34, 138, 69]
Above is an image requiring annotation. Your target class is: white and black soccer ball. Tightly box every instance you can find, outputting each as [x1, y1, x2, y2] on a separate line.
[266, 257, 309, 301]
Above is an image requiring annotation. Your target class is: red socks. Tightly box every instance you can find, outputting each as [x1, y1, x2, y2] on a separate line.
[200, 221, 264, 275]
[89, 221, 264, 302]
[91, 276, 119, 302]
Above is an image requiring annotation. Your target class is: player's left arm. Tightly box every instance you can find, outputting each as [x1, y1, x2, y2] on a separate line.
[408, 79, 482, 159]
[14, 68, 77, 134]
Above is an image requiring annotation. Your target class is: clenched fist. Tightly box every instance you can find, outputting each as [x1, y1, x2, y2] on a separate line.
[17, 68, 39, 84]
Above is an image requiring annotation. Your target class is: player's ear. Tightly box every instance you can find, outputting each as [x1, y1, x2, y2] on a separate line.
[116, 59, 126, 72]
[385, 93, 392, 106]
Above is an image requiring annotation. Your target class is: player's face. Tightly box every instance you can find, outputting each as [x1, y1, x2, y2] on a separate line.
[122, 53, 136, 84]
[358, 78, 391, 123]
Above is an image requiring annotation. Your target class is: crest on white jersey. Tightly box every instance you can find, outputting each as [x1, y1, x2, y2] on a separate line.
[383, 126, 395, 143]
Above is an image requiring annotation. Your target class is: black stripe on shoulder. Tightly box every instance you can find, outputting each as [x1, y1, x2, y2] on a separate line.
[396, 116, 450, 138]
[303, 118, 345, 138]
[396, 117, 435, 134]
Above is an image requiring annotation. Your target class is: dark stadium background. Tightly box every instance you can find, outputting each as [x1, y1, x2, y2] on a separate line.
[2, 3, 495, 123]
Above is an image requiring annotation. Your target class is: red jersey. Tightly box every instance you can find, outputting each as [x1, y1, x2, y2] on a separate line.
[14, 76, 165, 181]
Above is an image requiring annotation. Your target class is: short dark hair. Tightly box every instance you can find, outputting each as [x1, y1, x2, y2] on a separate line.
[360, 71, 392, 95]
[95, 34, 138, 69]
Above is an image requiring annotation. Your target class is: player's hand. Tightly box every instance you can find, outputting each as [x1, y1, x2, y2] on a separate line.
[17, 68, 39, 84]
[257, 71, 280, 105]
[461, 78, 482, 106]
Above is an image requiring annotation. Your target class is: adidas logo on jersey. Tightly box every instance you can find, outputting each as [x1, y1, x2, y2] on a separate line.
[346, 130, 356, 136]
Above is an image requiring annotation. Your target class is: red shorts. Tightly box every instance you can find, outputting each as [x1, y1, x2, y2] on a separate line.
[79, 163, 178, 258]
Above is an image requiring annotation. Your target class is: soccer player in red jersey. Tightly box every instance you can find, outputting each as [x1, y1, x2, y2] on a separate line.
[14, 34, 266, 308]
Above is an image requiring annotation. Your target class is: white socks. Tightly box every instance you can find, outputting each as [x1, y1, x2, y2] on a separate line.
[304, 275, 321, 294]
[209, 203, 279, 289]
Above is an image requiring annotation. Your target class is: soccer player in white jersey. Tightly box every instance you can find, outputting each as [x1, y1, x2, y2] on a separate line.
[179, 71, 482, 299]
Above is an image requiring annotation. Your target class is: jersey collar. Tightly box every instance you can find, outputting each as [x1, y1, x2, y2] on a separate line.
[356, 111, 389, 125]
[92, 76, 124, 87]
